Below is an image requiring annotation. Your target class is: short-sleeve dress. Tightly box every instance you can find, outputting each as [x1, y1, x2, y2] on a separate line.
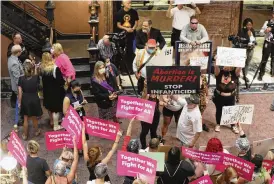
[18, 75, 43, 117]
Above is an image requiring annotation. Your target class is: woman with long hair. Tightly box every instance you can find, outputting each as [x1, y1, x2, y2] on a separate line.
[91, 61, 119, 122]
[82, 122, 122, 182]
[216, 167, 238, 184]
[40, 52, 65, 130]
[51, 43, 75, 86]
[26, 140, 51, 184]
[18, 61, 42, 140]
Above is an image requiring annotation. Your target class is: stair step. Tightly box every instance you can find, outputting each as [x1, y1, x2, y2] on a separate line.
[74, 65, 91, 77]
[76, 77, 90, 90]
[71, 57, 90, 65]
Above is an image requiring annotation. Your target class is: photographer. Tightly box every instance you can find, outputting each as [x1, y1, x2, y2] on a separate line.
[97, 35, 117, 63]
[258, 9, 274, 80]
[237, 18, 256, 82]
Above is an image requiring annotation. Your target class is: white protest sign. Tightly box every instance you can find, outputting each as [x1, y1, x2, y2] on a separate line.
[150, 46, 173, 66]
[220, 105, 254, 125]
[253, 138, 274, 158]
[216, 47, 246, 67]
[190, 56, 209, 70]
[174, 0, 210, 4]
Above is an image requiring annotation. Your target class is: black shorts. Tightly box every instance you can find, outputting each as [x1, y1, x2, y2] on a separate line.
[171, 27, 181, 48]
[162, 106, 183, 123]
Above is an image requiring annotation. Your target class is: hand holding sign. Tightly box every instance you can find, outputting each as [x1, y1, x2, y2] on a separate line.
[216, 47, 246, 67]
[220, 105, 254, 125]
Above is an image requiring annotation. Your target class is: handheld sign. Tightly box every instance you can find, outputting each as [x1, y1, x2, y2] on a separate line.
[216, 47, 246, 67]
[190, 175, 213, 184]
[190, 56, 209, 70]
[117, 151, 157, 184]
[216, 153, 255, 181]
[61, 106, 82, 143]
[252, 138, 274, 158]
[262, 160, 274, 171]
[175, 0, 210, 4]
[146, 66, 200, 95]
[45, 131, 82, 151]
[116, 96, 156, 124]
[7, 131, 27, 167]
[220, 105, 254, 125]
[149, 46, 173, 66]
[84, 116, 119, 141]
[271, 176, 274, 184]
[139, 152, 165, 171]
[182, 147, 223, 165]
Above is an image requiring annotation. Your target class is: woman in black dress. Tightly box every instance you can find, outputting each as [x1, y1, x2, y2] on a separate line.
[40, 52, 65, 131]
[18, 61, 43, 140]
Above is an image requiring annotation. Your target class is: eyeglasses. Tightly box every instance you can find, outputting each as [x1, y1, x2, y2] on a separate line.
[191, 22, 198, 24]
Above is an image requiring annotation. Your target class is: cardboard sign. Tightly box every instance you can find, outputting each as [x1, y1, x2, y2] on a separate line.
[174, 0, 210, 4]
[217, 153, 255, 181]
[190, 56, 209, 70]
[45, 131, 82, 151]
[116, 96, 156, 124]
[182, 147, 223, 164]
[146, 66, 200, 95]
[253, 138, 274, 158]
[190, 175, 213, 184]
[220, 105, 254, 125]
[117, 151, 157, 184]
[61, 106, 82, 143]
[84, 116, 119, 141]
[149, 46, 173, 66]
[216, 47, 246, 67]
[262, 160, 274, 171]
[7, 131, 27, 167]
[139, 152, 165, 171]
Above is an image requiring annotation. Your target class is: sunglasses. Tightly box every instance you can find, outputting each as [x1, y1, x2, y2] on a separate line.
[191, 22, 199, 24]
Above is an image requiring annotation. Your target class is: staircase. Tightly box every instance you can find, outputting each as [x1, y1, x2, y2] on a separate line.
[1, 1, 95, 102]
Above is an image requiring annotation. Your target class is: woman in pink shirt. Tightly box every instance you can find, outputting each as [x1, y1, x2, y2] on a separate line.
[52, 43, 76, 84]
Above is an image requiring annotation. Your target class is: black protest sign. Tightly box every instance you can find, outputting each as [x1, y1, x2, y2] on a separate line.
[146, 66, 200, 95]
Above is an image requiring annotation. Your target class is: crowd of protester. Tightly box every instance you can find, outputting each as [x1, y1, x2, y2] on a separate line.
[4, 0, 274, 184]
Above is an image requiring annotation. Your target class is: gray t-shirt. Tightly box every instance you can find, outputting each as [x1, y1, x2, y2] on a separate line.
[27, 155, 50, 184]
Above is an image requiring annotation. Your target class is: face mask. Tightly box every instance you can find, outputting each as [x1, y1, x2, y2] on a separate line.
[147, 48, 155, 55]
[74, 90, 81, 95]
[230, 178, 238, 184]
[99, 68, 106, 74]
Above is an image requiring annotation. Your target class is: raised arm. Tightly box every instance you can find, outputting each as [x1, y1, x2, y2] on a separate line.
[191, 2, 201, 15]
[214, 56, 220, 76]
[82, 122, 89, 162]
[235, 67, 241, 77]
[101, 130, 123, 164]
[67, 136, 79, 182]
[166, 0, 173, 18]
[126, 116, 136, 136]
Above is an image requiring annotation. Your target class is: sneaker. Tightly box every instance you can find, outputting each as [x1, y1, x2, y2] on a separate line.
[215, 125, 220, 132]
[203, 124, 209, 132]
[22, 134, 27, 140]
[54, 125, 63, 131]
[232, 126, 239, 134]
[258, 75, 263, 81]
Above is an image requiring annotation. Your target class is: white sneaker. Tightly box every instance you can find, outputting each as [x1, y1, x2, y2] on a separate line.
[53, 113, 63, 131]
[215, 125, 221, 132]
[232, 126, 239, 134]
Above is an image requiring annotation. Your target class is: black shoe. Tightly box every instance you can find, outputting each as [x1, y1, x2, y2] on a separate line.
[202, 124, 209, 132]
[258, 75, 263, 81]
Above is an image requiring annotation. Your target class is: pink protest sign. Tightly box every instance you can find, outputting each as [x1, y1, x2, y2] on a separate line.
[271, 176, 274, 184]
[7, 131, 27, 167]
[181, 147, 223, 164]
[262, 160, 274, 171]
[84, 116, 119, 140]
[190, 175, 213, 184]
[116, 96, 156, 124]
[61, 106, 82, 143]
[117, 151, 157, 184]
[45, 131, 82, 151]
[216, 153, 254, 181]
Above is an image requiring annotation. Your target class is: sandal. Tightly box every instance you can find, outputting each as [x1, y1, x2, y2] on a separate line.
[35, 129, 41, 136]
[22, 134, 27, 140]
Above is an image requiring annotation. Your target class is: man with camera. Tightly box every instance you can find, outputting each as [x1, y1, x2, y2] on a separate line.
[135, 19, 166, 50]
[258, 9, 274, 80]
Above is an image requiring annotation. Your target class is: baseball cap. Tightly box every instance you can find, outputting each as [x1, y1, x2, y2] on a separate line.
[186, 94, 200, 105]
[235, 137, 250, 152]
[147, 39, 157, 47]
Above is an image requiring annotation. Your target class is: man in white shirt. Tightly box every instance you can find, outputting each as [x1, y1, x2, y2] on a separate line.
[176, 94, 202, 148]
[166, 0, 201, 49]
[258, 9, 274, 80]
[132, 39, 157, 94]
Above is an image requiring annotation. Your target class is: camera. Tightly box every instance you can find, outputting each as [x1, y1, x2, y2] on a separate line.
[228, 35, 246, 48]
[107, 31, 127, 48]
